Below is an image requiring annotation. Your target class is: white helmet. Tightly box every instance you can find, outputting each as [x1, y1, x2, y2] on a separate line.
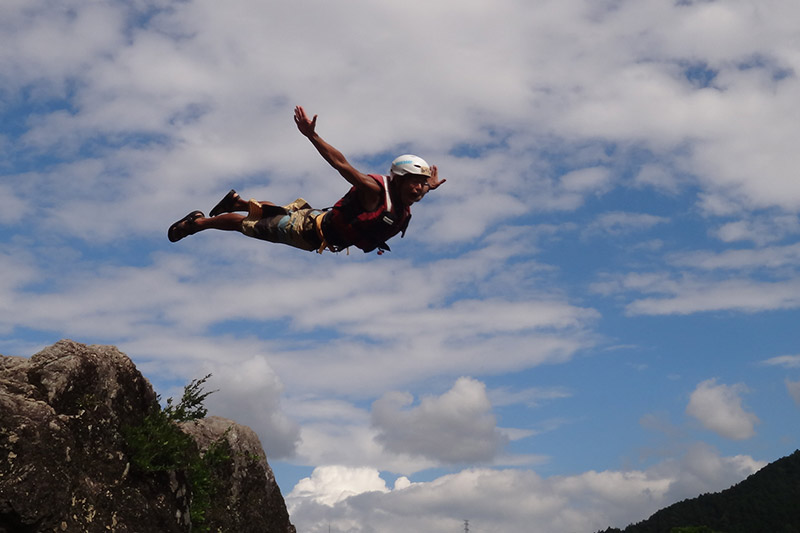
[390, 154, 432, 177]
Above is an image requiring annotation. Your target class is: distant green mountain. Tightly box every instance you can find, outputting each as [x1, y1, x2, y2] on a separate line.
[598, 450, 800, 533]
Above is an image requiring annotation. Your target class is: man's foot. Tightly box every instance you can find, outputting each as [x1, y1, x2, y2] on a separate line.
[209, 189, 240, 217]
[168, 210, 204, 242]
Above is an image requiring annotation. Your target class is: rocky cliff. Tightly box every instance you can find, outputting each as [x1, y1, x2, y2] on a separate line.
[0, 340, 295, 533]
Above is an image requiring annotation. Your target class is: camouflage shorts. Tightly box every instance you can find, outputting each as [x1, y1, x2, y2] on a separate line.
[241, 198, 323, 251]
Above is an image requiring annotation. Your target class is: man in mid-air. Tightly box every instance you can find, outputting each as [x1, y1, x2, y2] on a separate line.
[168, 105, 446, 254]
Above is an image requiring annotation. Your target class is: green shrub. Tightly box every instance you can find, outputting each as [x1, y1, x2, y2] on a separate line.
[123, 375, 229, 532]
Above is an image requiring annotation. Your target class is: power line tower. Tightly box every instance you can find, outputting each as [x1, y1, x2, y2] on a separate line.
[464, 519, 469, 533]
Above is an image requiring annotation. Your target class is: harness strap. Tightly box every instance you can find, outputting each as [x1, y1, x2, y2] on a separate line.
[315, 212, 349, 255]
[381, 175, 393, 213]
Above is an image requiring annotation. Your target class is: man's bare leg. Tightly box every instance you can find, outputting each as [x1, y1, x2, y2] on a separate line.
[196, 199, 279, 231]
[170, 193, 283, 241]
[193, 213, 246, 232]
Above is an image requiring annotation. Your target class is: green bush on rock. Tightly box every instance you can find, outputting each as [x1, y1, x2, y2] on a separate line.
[123, 374, 229, 532]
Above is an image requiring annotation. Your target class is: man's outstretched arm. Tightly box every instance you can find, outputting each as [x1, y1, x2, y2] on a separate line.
[294, 106, 381, 195]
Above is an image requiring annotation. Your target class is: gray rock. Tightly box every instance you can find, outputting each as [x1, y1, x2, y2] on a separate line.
[180, 417, 295, 533]
[0, 340, 295, 533]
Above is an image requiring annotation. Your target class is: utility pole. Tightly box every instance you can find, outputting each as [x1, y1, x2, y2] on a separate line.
[464, 519, 469, 533]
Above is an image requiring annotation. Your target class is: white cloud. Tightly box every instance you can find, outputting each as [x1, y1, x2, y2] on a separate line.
[0, 184, 27, 225]
[686, 379, 759, 440]
[634, 164, 683, 194]
[286, 445, 765, 533]
[202, 356, 300, 459]
[0, 1, 126, 89]
[655, 443, 765, 504]
[560, 166, 612, 194]
[371, 377, 508, 464]
[592, 271, 800, 316]
[623, 276, 800, 316]
[488, 385, 573, 408]
[288, 465, 389, 507]
[585, 211, 669, 237]
[670, 243, 800, 271]
[285, 380, 551, 474]
[0, 249, 40, 330]
[712, 215, 800, 246]
[284, 397, 371, 425]
[761, 354, 800, 368]
[0, 230, 598, 399]
[293, 421, 436, 476]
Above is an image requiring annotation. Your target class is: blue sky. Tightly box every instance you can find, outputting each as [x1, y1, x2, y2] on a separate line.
[2, 0, 800, 531]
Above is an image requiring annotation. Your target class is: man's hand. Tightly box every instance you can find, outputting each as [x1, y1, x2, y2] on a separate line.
[294, 106, 317, 138]
[427, 165, 447, 190]
[292, 104, 381, 200]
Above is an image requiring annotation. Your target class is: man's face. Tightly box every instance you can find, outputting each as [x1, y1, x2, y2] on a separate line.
[398, 174, 430, 205]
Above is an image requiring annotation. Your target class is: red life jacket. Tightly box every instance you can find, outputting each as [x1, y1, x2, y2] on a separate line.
[321, 174, 412, 253]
